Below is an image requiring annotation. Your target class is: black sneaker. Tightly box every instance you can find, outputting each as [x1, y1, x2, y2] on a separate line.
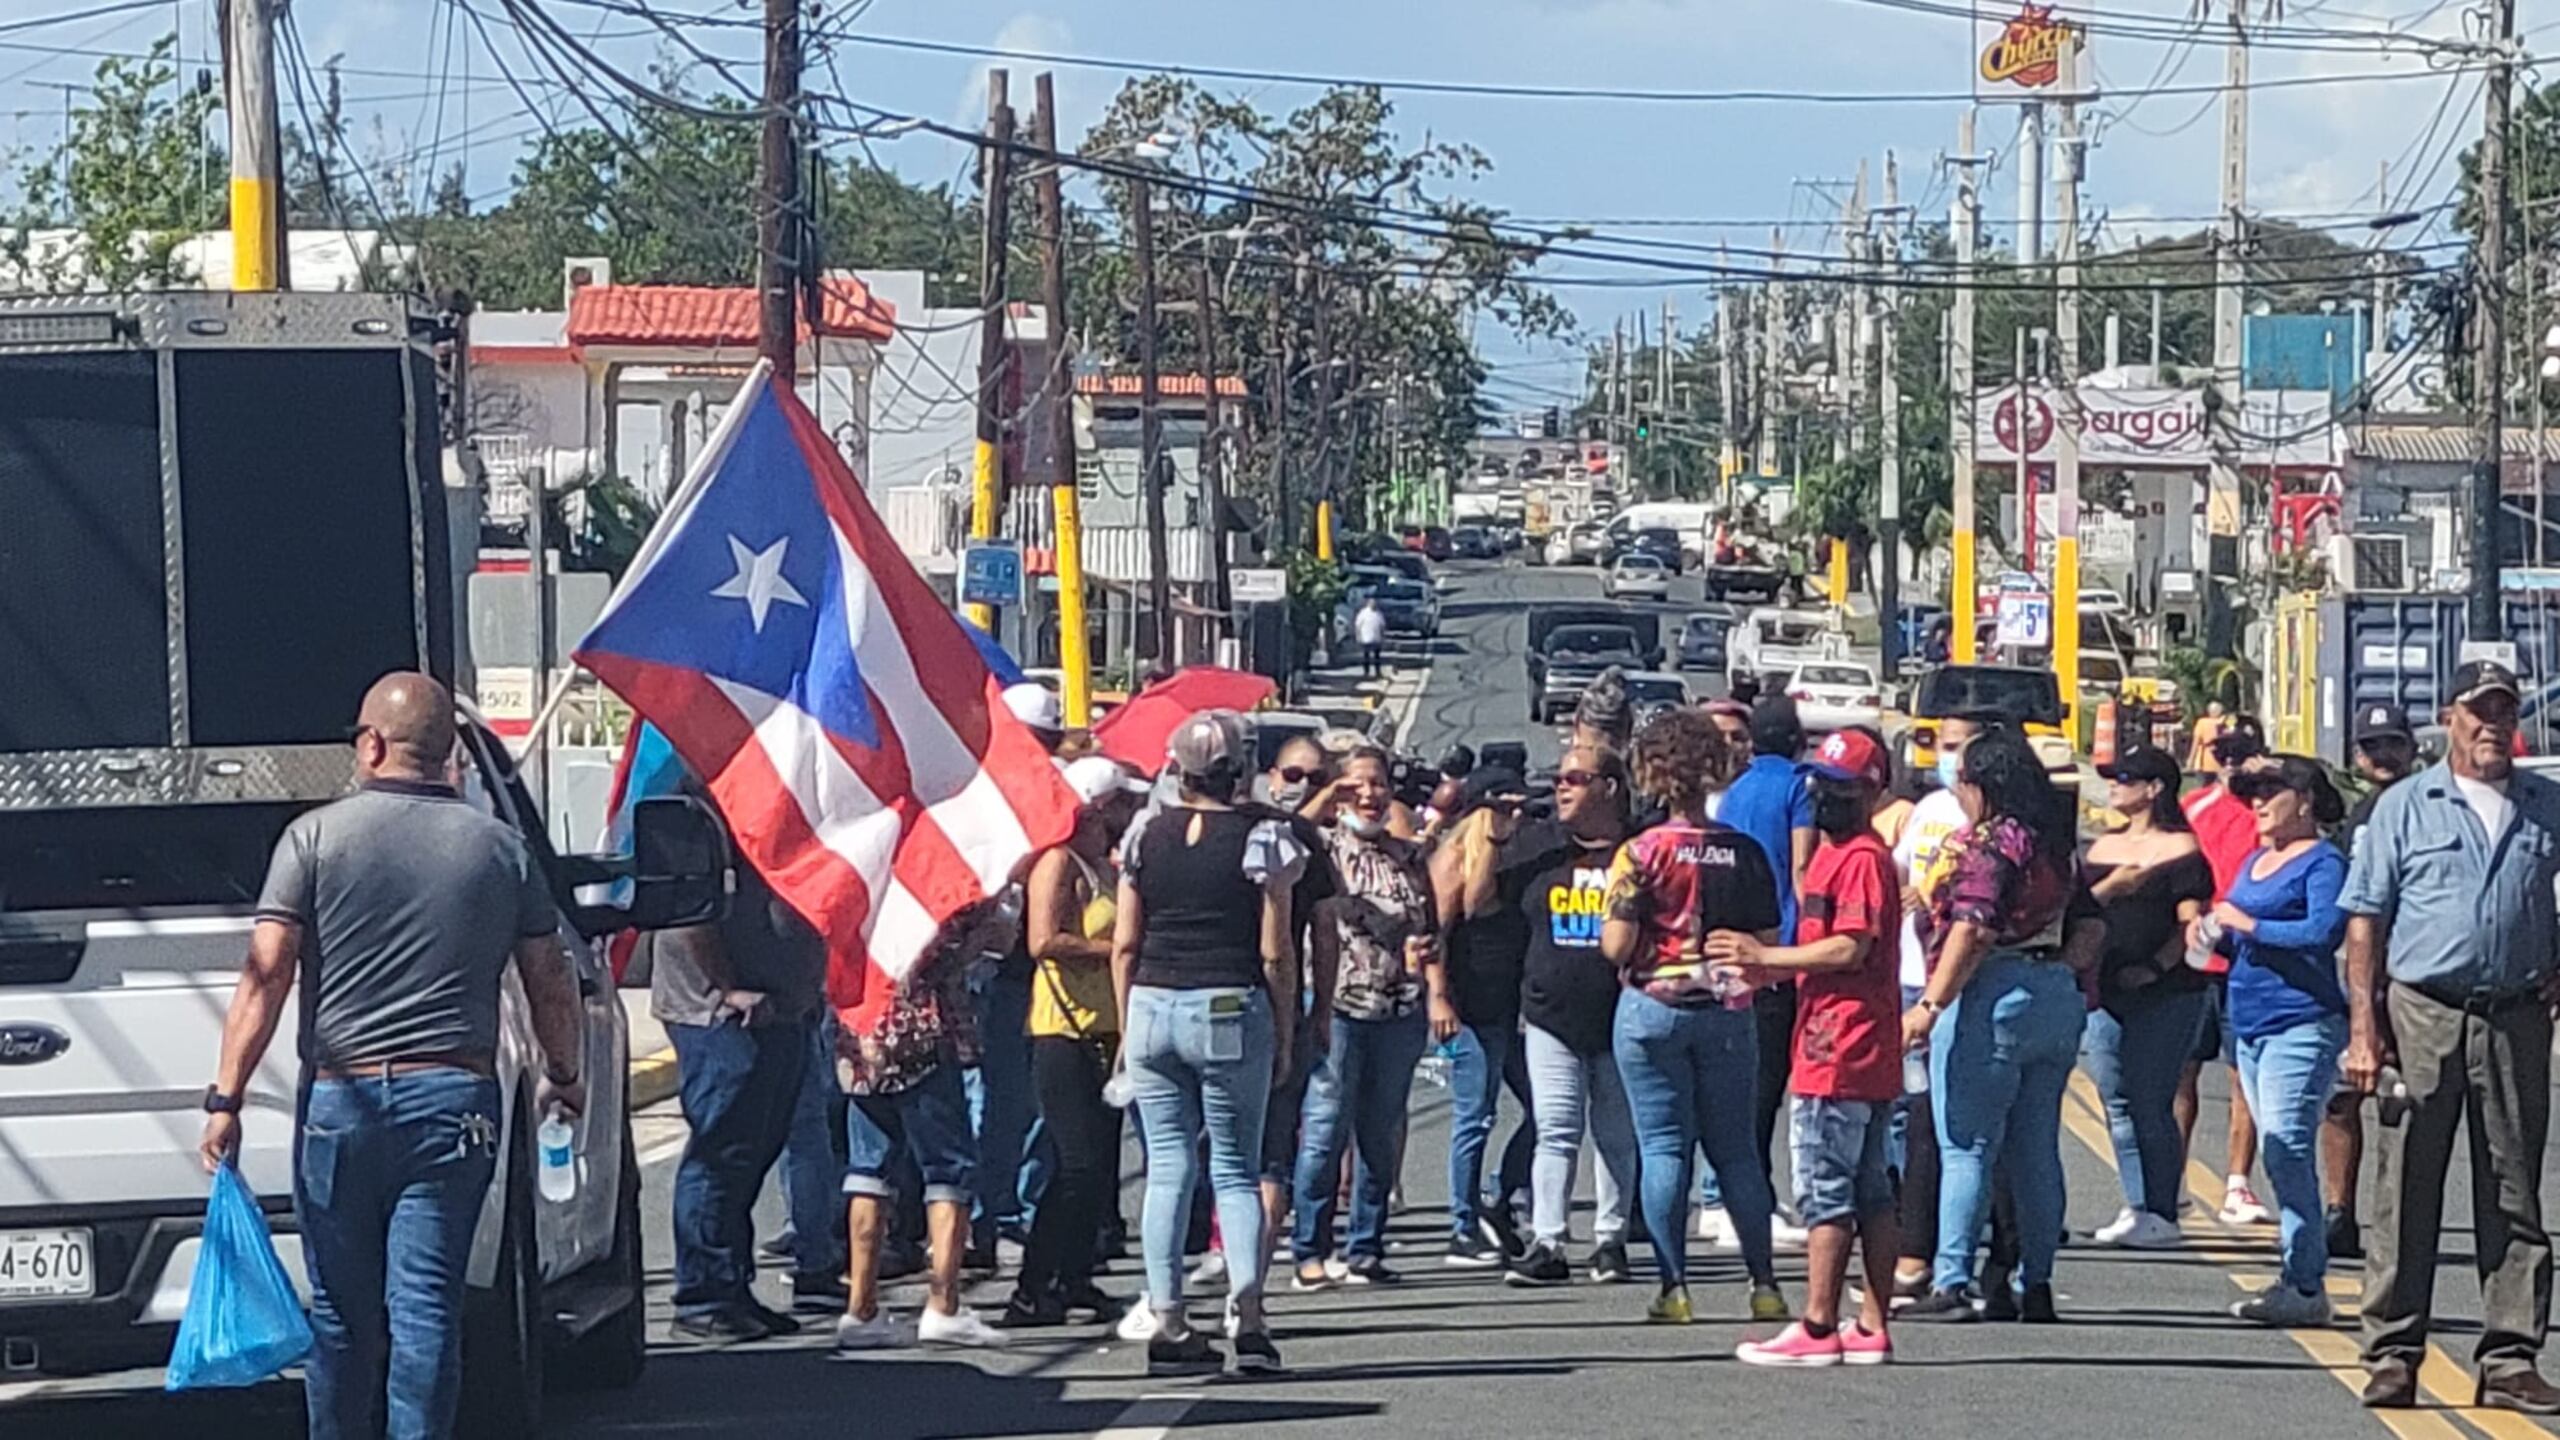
[1445, 1232, 1503, 1268]
[1900, 1286, 1982, 1323]
[1062, 1283, 1125, 1323]
[1147, 1328, 1224, 1377]
[1588, 1241, 1632, 1285]
[742, 1299, 802, 1338]
[1230, 1328, 1284, 1375]
[1341, 1257, 1403, 1286]
[992, 1288, 1067, 1329]
[1504, 1240, 1570, 1288]
[962, 1244, 1001, 1278]
[759, 1232, 799, 1262]
[1981, 1284, 2021, 1323]
[792, 1272, 850, 1314]
[671, 1307, 770, 1346]
[1478, 1207, 1527, 1263]
[2019, 1282, 2059, 1325]
[2327, 1206, 2364, 1261]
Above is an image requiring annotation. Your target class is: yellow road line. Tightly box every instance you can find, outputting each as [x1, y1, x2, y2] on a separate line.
[2055, 1071, 2484, 1440]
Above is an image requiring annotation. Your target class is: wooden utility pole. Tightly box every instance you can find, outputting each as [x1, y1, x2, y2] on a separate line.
[1716, 276, 1741, 509]
[1310, 270, 1336, 561]
[1759, 232, 1785, 480]
[756, 0, 802, 375]
[1879, 152, 1904, 678]
[1032, 75, 1092, 728]
[1194, 246, 1233, 628]
[1951, 108, 1982, 663]
[964, 71, 1016, 632]
[2206, 0, 2249, 657]
[1269, 267, 1293, 556]
[1133, 171, 1171, 663]
[2473, 0, 2518, 636]
[223, 0, 285, 290]
[2054, 33, 2086, 736]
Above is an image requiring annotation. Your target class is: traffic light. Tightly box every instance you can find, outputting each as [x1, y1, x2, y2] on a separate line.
[1635, 415, 1651, 440]
[1541, 406, 1561, 439]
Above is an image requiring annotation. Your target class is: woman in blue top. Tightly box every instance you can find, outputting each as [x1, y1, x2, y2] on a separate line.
[2204, 755, 2350, 1327]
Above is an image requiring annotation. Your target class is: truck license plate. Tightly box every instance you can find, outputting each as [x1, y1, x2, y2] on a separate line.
[0, 1229, 94, 1301]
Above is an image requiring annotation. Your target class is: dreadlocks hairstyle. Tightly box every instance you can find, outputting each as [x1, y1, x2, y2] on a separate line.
[1630, 705, 1740, 817]
[1574, 666, 1634, 751]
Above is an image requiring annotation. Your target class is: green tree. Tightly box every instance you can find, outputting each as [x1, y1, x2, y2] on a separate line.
[4, 37, 225, 291]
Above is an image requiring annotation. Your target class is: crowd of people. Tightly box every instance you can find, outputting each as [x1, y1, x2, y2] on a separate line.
[635, 658, 2560, 1409]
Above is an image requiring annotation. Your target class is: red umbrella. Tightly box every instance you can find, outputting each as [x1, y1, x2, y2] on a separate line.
[1093, 666, 1279, 774]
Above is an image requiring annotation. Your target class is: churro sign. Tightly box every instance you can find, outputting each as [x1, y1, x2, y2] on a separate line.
[1980, 3, 2077, 89]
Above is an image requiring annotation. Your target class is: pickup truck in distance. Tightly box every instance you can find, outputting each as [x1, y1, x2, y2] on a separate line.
[1705, 559, 1785, 603]
[1530, 623, 1645, 724]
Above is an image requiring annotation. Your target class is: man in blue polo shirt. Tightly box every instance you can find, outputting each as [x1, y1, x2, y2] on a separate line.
[1718, 695, 1819, 1227]
[2341, 660, 2560, 1415]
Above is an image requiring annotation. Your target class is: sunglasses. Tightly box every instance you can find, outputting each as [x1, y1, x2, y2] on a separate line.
[1276, 765, 1321, 784]
[1556, 769, 1602, 789]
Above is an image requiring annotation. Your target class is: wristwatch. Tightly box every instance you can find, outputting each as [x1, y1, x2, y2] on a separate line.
[1915, 998, 1946, 1018]
[202, 1086, 242, 1115]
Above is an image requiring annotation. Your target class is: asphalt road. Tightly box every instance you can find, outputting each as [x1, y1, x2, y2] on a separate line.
[14, 558, 2560, 1440]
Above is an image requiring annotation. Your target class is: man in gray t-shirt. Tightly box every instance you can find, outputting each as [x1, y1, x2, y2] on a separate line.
[202, 672, 586, 1440]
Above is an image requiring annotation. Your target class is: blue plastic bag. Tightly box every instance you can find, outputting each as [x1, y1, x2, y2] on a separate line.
[165, 1161, 313, 1390]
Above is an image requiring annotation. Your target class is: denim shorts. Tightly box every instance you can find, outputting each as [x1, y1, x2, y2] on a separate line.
[2192, 979, 2238, 1068]
[845, 1061, 976, 1206]
[1789, 1095, 1894, 1225]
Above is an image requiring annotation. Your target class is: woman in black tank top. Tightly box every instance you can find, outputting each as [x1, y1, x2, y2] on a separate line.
[1110, 711, 1302, 1377]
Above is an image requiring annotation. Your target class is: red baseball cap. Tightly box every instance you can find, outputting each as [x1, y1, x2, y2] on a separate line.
[1810, 728, 1889, 789]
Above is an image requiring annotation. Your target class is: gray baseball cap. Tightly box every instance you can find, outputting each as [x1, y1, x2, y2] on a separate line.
[1168, 709, 1250, 779]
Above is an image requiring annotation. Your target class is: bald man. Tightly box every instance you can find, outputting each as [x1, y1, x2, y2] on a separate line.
[203, 671, 587, 1440]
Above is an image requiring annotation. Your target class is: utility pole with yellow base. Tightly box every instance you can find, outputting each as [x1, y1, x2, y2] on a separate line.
[1030, 74, 1092, 727]
[224, 0, 285, 291]
[964, 72, 1016, 633]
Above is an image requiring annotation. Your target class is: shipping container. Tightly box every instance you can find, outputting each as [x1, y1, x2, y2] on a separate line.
[2315, 592, 2560, 763]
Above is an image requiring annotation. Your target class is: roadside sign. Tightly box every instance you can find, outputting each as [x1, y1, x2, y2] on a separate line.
[1231, 567, 1288, 605]
[961, 541, 1023, 609]
[1995, 591, 2052, 649]
[2462, 639, 2521, 672]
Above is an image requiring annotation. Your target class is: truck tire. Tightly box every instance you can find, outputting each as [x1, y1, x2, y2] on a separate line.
[557, 1122, 647, 1390]
[460, 1126, 546, 1440]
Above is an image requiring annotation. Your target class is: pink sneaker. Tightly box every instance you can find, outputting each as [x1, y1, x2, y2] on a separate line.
[1736, 1321, 1844, 1368]
[1839, 1324, 1893, 1366]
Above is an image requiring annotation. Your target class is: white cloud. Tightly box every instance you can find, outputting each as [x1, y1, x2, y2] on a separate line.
[954, 13, 1075, 130]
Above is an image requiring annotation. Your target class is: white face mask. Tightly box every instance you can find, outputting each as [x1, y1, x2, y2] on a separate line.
[1269, 779, 1311, 809]
[1339, 809, 1383, 838]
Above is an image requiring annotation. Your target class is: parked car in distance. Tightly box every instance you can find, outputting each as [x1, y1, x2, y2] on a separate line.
[1421, 526, 1455, 561]
[1534, 622, 1647, 723]
[2080, 586, 2129, 616]
[1627, 526, 1687, 574]
[1622, 670, 1692, 731]
[1372, 579, 1441, 638]
[1603, 553, 1672, 600]
[1449, 525, 1501, 559]
[1566, 523, 1608, 566]
[1676, 611, 1731, 671]
[1368, 550, 1439, 590]
[1786, 661, 1884, 733]
[1398, 524, 1427, 553]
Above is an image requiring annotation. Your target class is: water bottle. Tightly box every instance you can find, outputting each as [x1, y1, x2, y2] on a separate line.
[2375, 1063, 2411, 1128]
[1903, 1043, 1930, 1096]
[537, 1106, 577, 1203]
[2183, 915, 2223, 973]
[1416, 1039, 1457, 1088]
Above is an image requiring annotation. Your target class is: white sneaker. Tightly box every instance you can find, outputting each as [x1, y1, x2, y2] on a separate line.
[2220, 1180, 2274, 1226]
[831, 1310, 904, 1354]
[917, 1305, 1008, 1348]
[1114, 1303, 1160, 1342]
[1695, 1206, 1741, 1253]
[2232, 1287, 2333, 1328]
[2093, 1207, 2142, 1245]
[1769, 1213, 1811, 1253]
[1187, 1251, 1230, 1290]
[2114, 1211, 2185, 1250]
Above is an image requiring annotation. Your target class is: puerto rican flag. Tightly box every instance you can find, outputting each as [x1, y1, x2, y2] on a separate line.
[573, 363, 1076, 1010]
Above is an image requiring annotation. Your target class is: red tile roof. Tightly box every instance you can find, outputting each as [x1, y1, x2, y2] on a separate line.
[1075, 373, 1247, 398]
[566, 279, 896, 349]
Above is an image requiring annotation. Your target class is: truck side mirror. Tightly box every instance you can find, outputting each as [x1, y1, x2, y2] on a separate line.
[628, 795, 734, 931]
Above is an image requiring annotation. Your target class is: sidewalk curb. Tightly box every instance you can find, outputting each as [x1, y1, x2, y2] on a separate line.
[630, 1048, 680, 1109]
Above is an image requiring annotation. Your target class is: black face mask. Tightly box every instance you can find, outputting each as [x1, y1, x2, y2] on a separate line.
[1812, 783, 1868, 840]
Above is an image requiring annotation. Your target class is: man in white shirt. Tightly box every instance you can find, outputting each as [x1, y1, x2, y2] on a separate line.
[1354, 597, 1388, 679]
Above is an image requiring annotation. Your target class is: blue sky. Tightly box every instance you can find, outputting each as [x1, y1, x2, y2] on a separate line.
[0, 0, 2526, 405]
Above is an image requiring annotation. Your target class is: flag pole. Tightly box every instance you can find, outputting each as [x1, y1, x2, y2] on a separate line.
[514, 360, 779, 763]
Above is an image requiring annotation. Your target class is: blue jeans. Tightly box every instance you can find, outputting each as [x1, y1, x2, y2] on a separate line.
[2082, 987, 2208, 1220]
[1524, 1022, 1638, 1245]
[968, 965, 1043, 1245]
[1126, 985, 1275, 1313]
[845, 1060, 978, 1205]
[1791, 1097, 1894, 1225]
[1446, 1021, 1522, 1238]
[668, 1017, 807, 1318]
[779, 1013, 847, 1278]
[1294, 1010, 1429, 1264]
[1930, 952, 2083, 1291]
[297, 1070, 500, 1440]
[1612, 990, 1774, 1287]
[2237, 1012, 2347, 1296]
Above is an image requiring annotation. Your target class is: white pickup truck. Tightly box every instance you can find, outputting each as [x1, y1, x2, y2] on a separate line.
[0, 291, 727, 1433]
[1728, 606, 1852, 692]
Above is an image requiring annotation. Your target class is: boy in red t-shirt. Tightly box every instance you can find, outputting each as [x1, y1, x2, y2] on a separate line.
[1707, 727, 1903, 1368]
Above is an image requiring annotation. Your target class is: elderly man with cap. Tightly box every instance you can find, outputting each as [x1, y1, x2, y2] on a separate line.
[2320, 700, 2420, 1261]
[2342, 660, 2560, 1413]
